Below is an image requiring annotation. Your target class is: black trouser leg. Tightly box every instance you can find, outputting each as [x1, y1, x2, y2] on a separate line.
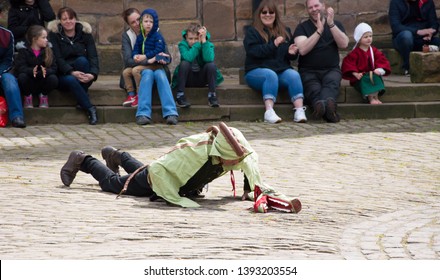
[119, 152, 144, 173]
[17, 73, 35, 95]
[202, 62, 217, 92]
[176, 61, 191, 92]
[39, 74, 59, 95]
[81, 156, 153, 197]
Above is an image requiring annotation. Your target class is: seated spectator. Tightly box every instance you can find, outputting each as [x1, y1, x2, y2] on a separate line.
[119, 7, 141, 107]
[1, 3, 26, 128]
[131, 8, 178, 125]
[14, 25, 58, 108]
[389, 0, 440, 76]
[171, 22, 224, 108]
[342, 23, 391, 105]
[7, 0, 55, 48]
[293, 0, 349, 123]
[47, 7, 99, 125]
[243, 0, 306, 124]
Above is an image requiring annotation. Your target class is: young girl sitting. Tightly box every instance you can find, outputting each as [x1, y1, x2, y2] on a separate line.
[15, 25, 58, 108]
[342, 23, 391, 105]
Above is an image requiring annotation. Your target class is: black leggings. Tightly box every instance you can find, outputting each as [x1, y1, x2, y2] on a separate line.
[81, 152, 153, 197]
[17, 73, 58, 96]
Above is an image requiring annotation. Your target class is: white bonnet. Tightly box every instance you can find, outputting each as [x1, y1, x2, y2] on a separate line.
[353, 22, 372, 45]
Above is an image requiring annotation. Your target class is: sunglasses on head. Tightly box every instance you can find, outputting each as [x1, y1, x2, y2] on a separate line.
[261, 10, 275, 15]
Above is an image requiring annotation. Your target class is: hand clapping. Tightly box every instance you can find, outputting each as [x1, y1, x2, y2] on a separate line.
[288, 44, 298, 55]
[274, 36, 285, 47]
[326, 7, 335, 25]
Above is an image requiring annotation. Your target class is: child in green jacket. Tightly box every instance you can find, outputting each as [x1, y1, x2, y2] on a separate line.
[172, 22, 224, 108]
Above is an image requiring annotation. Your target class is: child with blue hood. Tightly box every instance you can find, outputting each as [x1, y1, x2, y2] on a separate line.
[131, 8, 167, 91]
[130, 8, 178, 125]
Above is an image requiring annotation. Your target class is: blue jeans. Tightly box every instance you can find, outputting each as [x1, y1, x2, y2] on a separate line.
[1, 72, 24, 121]
[58, 57, 94, 109]
[393, 30, 440, 70]
[245, 68, 304, 103]
[136, 68, 178, 119]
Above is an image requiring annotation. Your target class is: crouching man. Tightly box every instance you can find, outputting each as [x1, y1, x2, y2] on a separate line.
[60, 122, 301, 213]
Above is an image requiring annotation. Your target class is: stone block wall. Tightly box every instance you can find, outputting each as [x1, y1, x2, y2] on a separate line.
[1, 0, 440, 72]
[6, 0, 440, 45]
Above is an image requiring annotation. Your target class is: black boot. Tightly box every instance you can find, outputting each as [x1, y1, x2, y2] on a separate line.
[324, 98, 340, 123]
[101, 146, 122, 174]
[60, 151, 88, 186]
[87, 106, 98, 125]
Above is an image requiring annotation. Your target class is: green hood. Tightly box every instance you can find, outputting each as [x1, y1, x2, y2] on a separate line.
[148, 124, 266, 208]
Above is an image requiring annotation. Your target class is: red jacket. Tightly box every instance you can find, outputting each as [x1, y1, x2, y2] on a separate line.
[341, 46, 391, 86]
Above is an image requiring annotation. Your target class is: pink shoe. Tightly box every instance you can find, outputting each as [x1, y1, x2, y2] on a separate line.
[24, 95, 33, 109]
[39, 94, 49, 108]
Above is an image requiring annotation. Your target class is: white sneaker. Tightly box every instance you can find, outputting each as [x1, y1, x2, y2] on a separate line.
[429, 45, 439, 52]
[264, 109, 282, 123]
[293, 106, 307, 123]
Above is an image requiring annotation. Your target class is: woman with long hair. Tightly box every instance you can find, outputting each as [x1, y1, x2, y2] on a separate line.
[243, 0, 306, 124]
[47, 7, 99, 125]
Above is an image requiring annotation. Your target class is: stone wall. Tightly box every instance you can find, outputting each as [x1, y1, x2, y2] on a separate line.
[1, 0, 440, 72]
[23, 0, 436, 45]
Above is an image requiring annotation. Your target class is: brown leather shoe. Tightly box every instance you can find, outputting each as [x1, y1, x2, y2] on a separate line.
[60, 151, 87, 186]
[101, 146, 121, 174]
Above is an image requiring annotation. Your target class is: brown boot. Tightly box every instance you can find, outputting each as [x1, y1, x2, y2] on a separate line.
[60, 151, 87, 186]
[101, 146, 122, 174]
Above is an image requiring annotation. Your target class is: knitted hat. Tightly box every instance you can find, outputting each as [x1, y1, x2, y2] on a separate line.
[353, 22, 372, 47]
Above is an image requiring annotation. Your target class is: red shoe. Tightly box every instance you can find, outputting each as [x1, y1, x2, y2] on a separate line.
[253, 185, 301, 213]
[122, 95, 136, 107]
[266, 196, 302, 213]
[131, 95, 138, 108]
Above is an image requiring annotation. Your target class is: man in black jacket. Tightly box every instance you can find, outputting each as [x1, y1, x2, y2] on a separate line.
[388, 0, 440, 76]
[7, 0, 55, 47]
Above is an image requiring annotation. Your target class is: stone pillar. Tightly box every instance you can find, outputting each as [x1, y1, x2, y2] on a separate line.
[409, 52, 440, 83]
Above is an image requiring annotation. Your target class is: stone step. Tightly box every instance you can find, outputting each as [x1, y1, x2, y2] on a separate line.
[39, 74, 440, 106]
[23, 102, 440, 125]
[19, 74, 440, 125]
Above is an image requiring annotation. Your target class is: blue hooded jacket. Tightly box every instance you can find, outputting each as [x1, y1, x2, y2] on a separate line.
[132, 8, 166, 59]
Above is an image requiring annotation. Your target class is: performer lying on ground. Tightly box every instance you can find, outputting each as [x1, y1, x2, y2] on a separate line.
[60, 122, 301, 213]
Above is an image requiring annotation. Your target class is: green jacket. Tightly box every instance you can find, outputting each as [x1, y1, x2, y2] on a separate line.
[147, 124, 289, 208]
[171, 29, 224, 89]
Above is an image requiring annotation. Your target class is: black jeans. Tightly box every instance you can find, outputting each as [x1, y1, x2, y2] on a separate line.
[81, 152, 153, 197]
[299, 68, 341, 107]
[176, 61, 217, 93]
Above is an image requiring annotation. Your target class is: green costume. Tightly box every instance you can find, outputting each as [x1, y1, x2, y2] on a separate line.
[146, 123, 300, 213]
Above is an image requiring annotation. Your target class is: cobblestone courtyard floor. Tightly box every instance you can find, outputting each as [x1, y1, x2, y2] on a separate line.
[1, 119, 439, 259]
